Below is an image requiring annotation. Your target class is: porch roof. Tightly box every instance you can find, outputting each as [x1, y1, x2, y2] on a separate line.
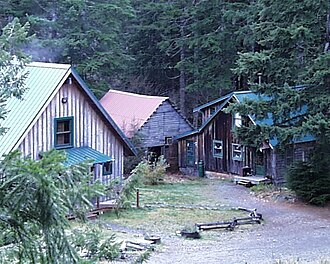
[64, 147, 114, 166]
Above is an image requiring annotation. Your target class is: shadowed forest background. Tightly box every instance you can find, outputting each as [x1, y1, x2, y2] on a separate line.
[1, 0, 330, 204]
[1, 0, 328, 120]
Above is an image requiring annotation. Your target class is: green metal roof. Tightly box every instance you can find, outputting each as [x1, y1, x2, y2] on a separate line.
[0, 62, 71, 157]
[64, 147, 114, 166]
[0, 62, 137, 157]
[193, 90, 266, 113]
[178, 90, 314, 146]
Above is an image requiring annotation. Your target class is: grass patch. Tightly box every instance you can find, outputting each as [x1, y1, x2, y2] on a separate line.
[250, 183, 277, 193]
[137, 178, 216, 206]
[101, 178, 246, 236]
[250, 183, 297, 203]
[103, 207, 241, 235]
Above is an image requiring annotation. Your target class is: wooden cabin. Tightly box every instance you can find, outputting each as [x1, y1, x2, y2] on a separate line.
[177, 91, 314, 184]
[100, 90, 194, 169]
[0, 62, 136, 191]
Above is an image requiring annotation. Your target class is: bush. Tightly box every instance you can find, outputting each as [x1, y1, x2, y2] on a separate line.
[116, 166, 144, 210]
[286, 142, 330, 205]
[71, 226, 120, 261]
[114, 156, 169, 212]
[135, 155, 169, 185]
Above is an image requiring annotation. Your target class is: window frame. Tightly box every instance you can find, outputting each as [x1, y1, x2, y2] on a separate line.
[213, 140, 223, 158]
[54, 116, 74, 149]
[186, 140, 195, 167]
[210, 106, 217, 116]
[232, 113, 242, 129]
[102, 161, 113, 176]
[165, 136, 173, 145]
[232, 143, 243, 161]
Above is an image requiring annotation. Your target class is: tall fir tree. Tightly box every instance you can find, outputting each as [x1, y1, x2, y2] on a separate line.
[230, 0, 329, 146]
[0, 0, 135, 98]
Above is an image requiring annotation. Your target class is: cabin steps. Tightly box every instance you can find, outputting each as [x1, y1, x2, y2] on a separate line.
[237, 179, 252, 187]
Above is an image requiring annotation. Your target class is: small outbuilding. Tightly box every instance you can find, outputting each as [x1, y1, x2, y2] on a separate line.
[100, 90, 194, 169]
[177, 90, 314, 184]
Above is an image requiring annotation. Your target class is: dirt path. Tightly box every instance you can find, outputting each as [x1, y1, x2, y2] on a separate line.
[146, 181, 330, 264]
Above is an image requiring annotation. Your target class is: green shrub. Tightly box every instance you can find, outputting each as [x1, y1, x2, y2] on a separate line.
[286, 142, 330, 205]
[128, 155, 169, 186]
[116, 167, 144, 210]
[71, 226, 120, 261]
[145, 155, 169, 185]
[114, 156, 169, 212]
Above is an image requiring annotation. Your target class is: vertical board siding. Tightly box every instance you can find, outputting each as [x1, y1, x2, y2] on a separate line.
[139, 101, 193, 147]
[272, 141, 315, 184]
[18, 82, 124, 178]
[178, 109, 254, 176]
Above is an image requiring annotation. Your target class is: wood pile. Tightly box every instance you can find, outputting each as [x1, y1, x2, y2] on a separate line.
[119, 236, 160, 260]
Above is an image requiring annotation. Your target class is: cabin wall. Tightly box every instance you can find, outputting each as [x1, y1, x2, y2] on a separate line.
[178, 134, 199, 175]
[139, 100, 193, 170]
[272, 141, 315, 184]
[202, 112, 247, 175]
[178, 112, 254, 176]
[18, 81, 124, 179]
[139, 101, 193, 148]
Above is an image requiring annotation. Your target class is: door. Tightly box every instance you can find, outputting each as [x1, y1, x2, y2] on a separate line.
[255, 149, 265, 176]
[186, 140, 195, 167]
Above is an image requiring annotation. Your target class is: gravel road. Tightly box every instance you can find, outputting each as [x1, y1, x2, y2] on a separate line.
[146, 181, 330, 264]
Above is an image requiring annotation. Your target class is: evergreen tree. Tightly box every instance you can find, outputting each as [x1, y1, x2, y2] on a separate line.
[0, 0, 135, 98]
[0, 150, 103, 262]
[0, 18, 108, 262]
[128, 0, 257, 116]
[0, 18, 31, 135]
[230, 0, 329, 146]
[227, 0, 330, 203]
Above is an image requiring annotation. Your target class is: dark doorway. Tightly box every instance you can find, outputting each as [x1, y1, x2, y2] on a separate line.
[255, 149, 265, 176]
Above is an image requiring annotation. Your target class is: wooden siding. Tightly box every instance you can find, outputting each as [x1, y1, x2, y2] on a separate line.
[180, 95, 316, 184]
[139, 100, 192, 147]
[179, 111, 257, 176]
[272, 141, 315, 184]
[18, 80, 124, 180]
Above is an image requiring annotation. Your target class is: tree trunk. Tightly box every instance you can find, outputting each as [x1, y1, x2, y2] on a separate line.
[179, 50, 186, 116]
[324, 0, 330, 52]
[179, 21, 187, 116]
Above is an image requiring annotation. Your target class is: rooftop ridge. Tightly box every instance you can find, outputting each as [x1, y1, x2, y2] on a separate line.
[109, 89, 168, 100]
[28, 62, 71, 70]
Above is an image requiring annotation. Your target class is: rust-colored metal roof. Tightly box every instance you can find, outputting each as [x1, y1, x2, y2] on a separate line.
[100, 90, 168, 137]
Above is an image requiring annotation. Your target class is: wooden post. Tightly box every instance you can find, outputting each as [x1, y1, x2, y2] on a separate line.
[136, 188, 140, 208]
[96, 197, 100, 209]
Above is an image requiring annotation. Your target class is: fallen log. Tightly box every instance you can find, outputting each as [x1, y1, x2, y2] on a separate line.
[236, 207, 263, 219]
[196, 212, 262, 231]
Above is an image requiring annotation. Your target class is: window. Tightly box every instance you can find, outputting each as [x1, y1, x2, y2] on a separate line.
[213, 140, 223, 158]
[232, 143, 242, 161]
[233, 113, 242, 128]
[210, 106, 217, 115]
[54, 117, 74, 149]
[103, 162, 112, 175]
[186, 140, 195, 166]
[165, 136, 173, 145]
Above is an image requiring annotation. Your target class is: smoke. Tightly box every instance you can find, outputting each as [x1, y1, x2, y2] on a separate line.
[23, 38, 64, 63]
